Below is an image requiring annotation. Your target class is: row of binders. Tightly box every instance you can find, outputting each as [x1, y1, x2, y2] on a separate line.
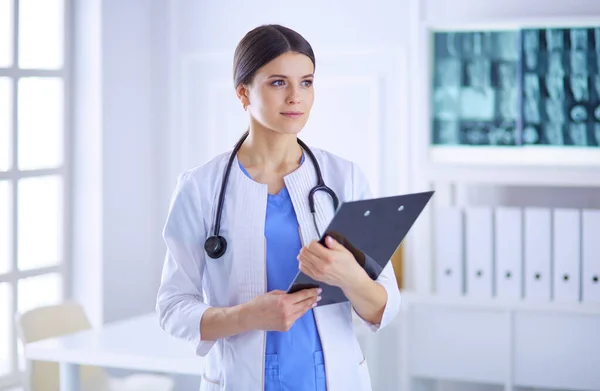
[435, 207, 600, 303]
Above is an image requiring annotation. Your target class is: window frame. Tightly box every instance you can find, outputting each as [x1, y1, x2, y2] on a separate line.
[0, 0, 72, 388]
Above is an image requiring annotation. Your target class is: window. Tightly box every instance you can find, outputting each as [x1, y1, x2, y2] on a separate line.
[0, 0, 69, 388]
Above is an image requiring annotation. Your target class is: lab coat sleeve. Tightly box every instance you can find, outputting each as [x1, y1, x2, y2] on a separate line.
[156, 172, 216, 356]
[350, 163, 402, 332]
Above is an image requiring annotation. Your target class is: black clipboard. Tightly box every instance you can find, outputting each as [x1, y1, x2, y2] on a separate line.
[287, 190, 434, 306]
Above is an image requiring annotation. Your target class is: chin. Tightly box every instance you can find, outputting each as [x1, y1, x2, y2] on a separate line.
[269, 122, 306, 136]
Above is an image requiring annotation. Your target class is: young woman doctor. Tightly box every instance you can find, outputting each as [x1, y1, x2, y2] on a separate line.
[156, 24, 401, 391]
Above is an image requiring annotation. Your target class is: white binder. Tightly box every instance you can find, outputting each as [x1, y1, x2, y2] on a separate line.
[435, 208, 464, 296]
[465, 207, 494, 298]
[495, 207, 523, 300]
[524, 208, 551, 301]
[553, 209, 581, 303]
[582, 209, 600, 303]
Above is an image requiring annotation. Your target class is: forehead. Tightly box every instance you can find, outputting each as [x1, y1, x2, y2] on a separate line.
[255, 52, 314, 77]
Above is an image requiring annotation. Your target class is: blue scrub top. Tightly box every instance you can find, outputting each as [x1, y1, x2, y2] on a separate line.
[238, 156, 327, 391]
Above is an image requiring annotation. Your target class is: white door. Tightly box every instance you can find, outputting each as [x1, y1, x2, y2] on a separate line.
[167, 1, 408, 199]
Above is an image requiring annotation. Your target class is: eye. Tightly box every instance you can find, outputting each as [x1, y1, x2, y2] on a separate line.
[301, 80, 313, 87]
[271, 79, 285, 87]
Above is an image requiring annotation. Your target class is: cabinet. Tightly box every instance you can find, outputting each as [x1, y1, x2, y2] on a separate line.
[400, 294, 600, 391]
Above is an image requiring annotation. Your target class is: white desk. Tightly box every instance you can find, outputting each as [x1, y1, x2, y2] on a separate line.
[24, 313, 205, 391]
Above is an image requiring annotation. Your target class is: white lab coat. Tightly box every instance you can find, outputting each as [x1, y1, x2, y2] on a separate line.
[156, 146, 401, 391]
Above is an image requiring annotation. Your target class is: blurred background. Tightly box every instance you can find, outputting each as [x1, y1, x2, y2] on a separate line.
[1, 0, 600, 390]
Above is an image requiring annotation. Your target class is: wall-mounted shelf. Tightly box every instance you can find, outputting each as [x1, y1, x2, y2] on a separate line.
[430, 146, 600, 167]
[422, 146, 600, 187]
[421, 163, 600, 188]
[400, 291, 600, 315]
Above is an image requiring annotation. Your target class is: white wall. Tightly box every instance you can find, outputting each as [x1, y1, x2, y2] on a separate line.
[178, 0, 408, 49]
[71, 0, 104, 327]
[71, 0, 168, 326]
[422, 0, 600, 21]
[165, 0, 413, 195]
[99, 0, 164, 324]
[70, 0, 192, 386]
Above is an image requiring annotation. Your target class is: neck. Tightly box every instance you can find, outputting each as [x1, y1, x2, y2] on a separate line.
[238, 123, 303, 169]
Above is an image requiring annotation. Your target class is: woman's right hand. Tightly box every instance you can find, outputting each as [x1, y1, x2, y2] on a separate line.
[242, 288, 322, 332]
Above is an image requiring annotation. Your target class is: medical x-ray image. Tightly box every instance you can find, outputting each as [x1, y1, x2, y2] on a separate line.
[432, 30, 520, 145]
[431, 26, 600, 148]
[520, 27, 600, 146]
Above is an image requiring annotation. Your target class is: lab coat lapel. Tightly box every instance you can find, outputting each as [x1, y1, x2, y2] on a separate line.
[284, 152, 336, 245]
[228, 157, 268, 303]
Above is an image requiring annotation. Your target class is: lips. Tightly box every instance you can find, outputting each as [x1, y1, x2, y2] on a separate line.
[281, 112, 303, 118]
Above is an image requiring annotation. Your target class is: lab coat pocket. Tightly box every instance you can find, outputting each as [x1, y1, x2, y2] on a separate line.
[313, 351, 326, 391]
[358, 356, 373, 391]
[265, 353, 282, 391]
[200, 373, 222, 391]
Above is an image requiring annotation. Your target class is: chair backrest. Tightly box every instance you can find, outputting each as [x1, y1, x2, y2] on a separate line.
[15, 301, 107, 391]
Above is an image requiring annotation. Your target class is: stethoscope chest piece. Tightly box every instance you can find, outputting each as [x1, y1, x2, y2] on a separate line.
[204, 235, 227, 259]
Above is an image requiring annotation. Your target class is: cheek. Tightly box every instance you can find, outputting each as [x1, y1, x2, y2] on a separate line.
[263, 91, 283, 112]
[305, 90, 315, 110]
[253, 89, 279, 116]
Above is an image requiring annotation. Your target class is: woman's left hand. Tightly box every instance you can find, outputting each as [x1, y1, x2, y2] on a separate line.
[297, 236, 367, 291]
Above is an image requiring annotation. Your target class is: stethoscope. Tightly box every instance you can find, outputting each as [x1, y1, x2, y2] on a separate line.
[204, 131, 340, 259]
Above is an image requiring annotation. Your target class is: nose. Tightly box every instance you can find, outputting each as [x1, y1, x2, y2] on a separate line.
[287, 85, 300, 105]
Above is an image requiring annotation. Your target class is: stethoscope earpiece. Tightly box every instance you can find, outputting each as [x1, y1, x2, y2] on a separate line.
[204, 235, 228, 259]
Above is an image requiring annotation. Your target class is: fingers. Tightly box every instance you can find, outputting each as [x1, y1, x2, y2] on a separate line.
[298, 256, 320, 279]
[324, 236, 343, 250]
[288, 287, 321, 304]
[299, 247, 322, 265]
[298, 247, 326, 279]
[279, 289, 322, 331]
[290, 294, 321, 319]
[306, 240, 330, 258]
[297, 293, 320, 309]
[269, 290, 287, 295]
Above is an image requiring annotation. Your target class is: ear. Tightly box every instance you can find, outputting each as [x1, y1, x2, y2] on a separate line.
[236, 84, 249, 110]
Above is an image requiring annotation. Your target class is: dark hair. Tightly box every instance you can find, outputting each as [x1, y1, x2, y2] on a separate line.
[233, 24, 315, 89]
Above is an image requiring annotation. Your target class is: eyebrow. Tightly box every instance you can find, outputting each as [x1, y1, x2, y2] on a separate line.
[267, 74, 314, 79]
